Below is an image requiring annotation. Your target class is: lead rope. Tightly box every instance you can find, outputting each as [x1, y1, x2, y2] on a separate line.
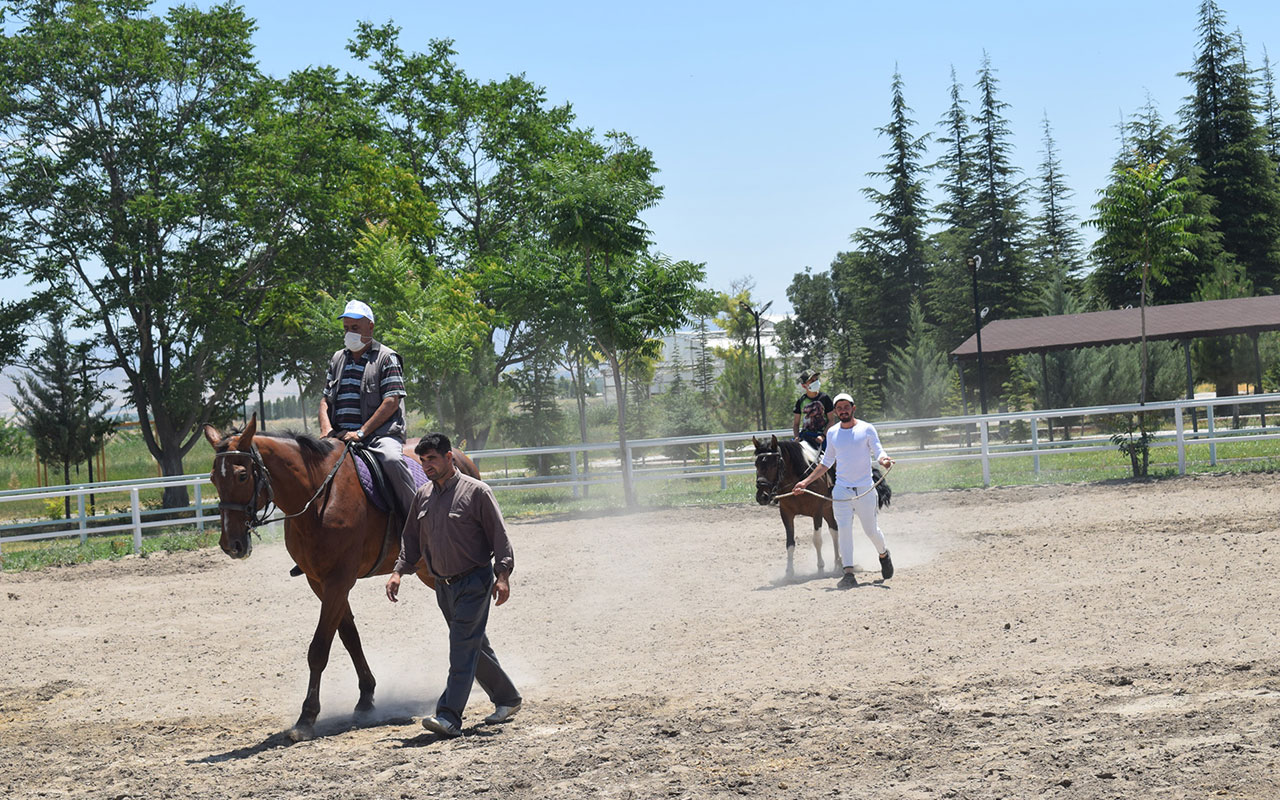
[796, 461, 893, 502]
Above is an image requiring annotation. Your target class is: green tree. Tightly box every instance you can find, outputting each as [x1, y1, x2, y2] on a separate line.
[1030, 114, 1086, 285]
[1192, 259, 1255, 404]
[884, 300, 950, 447]
[970, 53, 1031, 325]
[538, 136, 704, 506]
[0, 1, 421, 506]
[11, 325, 109, 515]
[1180, 0, 1280, 292]
[850, 70, 931, 374]
[773, 267, 835, 372]
[348, 23, 587, 446]
[1022, 269, 1099, 440]
[1091, 159, 1196, 403]
[1089, 100, 1228, 308]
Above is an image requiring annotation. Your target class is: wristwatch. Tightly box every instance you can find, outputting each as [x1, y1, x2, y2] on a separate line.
[355, 429, 365, 440]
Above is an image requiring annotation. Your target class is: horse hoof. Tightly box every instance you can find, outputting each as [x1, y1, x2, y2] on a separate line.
[288, 725, 315, 742]
[355, 699, 375, 715]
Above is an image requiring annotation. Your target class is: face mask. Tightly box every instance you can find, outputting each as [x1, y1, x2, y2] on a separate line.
[809, 380, 821, 392]
[344, 331, 366, 352]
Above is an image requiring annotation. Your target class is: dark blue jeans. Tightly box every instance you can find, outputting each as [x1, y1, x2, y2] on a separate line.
[433, 568, 522, 727]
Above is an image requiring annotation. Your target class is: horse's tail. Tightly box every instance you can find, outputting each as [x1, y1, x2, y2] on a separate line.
[873, 467, 892, 509]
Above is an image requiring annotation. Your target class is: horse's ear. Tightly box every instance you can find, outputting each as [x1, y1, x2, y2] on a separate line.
[240, 413, 258, 448]
[202, 425, 222, 449]
[752, 436, 760, 448]
[770, 434, 778, 448]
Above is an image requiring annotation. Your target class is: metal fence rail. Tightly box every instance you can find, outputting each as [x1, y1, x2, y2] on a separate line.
[3, 393, 1278, 553]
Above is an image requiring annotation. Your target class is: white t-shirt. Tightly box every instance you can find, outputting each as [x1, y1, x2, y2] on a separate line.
[820, 419, 887, 489]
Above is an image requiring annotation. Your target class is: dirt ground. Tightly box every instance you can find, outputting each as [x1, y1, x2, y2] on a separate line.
[3, 472, 1280, 799]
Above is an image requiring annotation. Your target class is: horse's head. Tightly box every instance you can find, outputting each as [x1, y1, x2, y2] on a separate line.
[203, 414, 272, 560]
[751, 435, 784, 506]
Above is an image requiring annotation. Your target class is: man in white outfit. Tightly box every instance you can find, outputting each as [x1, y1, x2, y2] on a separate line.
[791, 393, 894, 588]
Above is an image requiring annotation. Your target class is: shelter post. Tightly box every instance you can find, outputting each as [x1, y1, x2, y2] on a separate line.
[1252, 334, 1266, 428]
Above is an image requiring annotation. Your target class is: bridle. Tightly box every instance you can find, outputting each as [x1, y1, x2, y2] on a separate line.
[212, 441, 353, 536]
[755, 443, 817, 504]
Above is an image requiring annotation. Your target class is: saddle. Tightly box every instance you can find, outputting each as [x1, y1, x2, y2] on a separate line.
[350, 444, 429, 520]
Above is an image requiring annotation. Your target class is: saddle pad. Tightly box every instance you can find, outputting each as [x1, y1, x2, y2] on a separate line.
[354, 450, 429, 513]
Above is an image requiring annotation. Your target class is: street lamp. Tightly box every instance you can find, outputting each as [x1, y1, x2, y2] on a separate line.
[739, 299, 773, 431]
[966, 255, 989, 415]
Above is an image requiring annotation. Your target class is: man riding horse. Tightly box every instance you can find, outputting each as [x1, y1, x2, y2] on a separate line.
[318, 300, 416, 519]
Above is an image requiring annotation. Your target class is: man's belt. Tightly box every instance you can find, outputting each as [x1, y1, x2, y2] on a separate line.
[437, 564, 487, 585]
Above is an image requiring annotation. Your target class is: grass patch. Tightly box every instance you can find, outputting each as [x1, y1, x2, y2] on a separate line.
[0, 525, 221, 572]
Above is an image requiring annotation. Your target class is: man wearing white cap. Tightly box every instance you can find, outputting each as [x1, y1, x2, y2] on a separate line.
[791, 392, 894, 589]
[318, 300, 416, 518]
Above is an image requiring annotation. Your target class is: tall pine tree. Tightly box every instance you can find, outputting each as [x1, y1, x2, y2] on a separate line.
[970, 53, 1031, 323]
[851, 69, 932, 379]
[1030, 114, 1086, 286]
[1180, 0, 1280, 292]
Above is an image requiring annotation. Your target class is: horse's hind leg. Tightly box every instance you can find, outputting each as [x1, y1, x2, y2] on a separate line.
[825, 502, 840, 571]
[337, 607, 376, 714]
[811, 514, 826, 573]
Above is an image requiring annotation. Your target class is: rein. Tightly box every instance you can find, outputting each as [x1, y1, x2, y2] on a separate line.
[213, 441, 353, 534]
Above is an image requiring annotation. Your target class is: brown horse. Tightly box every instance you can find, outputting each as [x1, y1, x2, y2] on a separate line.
[753, 435, 839, 575]
[203, 414, 480, 741]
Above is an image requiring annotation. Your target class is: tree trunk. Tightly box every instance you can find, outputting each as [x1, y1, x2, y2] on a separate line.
[157, 448, 189, 509]
[608, 353, 636, 508]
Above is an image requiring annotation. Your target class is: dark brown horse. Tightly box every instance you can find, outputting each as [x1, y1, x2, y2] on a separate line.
[752, 434, 892, 576]
[203, 414, 480, 741]
[753, 435, 838, 575]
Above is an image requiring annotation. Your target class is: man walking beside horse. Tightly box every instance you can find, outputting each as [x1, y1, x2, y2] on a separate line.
[792, 392, 895, 589]
[385, 433, 522, 738]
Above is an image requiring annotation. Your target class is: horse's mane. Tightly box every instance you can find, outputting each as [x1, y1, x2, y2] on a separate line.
[217, 427, 338, 464]
[777, 439, 818, 476]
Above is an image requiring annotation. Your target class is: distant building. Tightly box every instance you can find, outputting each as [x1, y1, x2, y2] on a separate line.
[598, 316, 784, 403]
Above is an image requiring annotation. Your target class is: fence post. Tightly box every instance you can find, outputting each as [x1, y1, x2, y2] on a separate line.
[1030, 416, 1040, 478]
[570, 451, 580, 498]
[980, 420, 991, 488]
[719, 440, 727, 491]
[192, 481, 204, 529]
[1208, 407, 1217, 466]
[1174, 405, 1186, 475]
[78, 492, 88, 546]
[130, 488, 143, 555]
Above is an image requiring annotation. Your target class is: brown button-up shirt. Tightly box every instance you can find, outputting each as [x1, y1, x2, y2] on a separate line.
[393, 472, 514, 579]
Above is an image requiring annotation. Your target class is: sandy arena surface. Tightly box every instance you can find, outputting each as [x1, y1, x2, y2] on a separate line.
[3, 472, 1280, 799]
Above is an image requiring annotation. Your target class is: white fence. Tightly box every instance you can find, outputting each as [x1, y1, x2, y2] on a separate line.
[3, 393, 1278, 554]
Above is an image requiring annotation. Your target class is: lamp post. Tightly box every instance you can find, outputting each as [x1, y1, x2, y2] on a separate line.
[966, 255, 988, 415]
[739, 300, 773, 431]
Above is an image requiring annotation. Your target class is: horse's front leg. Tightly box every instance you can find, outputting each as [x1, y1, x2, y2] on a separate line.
[291, 578, 355, 742]
[780, 506, 797, 577]
[336, 605, 376, 714]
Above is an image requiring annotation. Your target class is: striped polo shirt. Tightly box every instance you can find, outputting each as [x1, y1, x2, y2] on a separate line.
[332, 346, 406, 431]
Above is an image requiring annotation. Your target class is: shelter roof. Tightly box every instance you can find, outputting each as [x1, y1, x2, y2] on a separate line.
[950, 295, 1280, 360]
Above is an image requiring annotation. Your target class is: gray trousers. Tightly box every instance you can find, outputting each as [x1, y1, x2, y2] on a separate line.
[366, 435, 417, 520]
[433, 568, 521, 727]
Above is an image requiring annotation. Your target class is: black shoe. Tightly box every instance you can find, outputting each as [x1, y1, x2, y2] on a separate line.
[879, 550, 894, 580]
[289, 564, 304, 577]
[838, 571, 858, 589]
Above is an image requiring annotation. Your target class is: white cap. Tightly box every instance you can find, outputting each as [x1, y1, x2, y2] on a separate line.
[832, 392, 854, 405]
[339, 300, 374, 323]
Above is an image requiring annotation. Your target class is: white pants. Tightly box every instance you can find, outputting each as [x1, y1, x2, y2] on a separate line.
[832, 483, 886, 569]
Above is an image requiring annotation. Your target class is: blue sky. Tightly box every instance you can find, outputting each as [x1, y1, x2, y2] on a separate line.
[2, 0, 1276, 314]
[225, 0, 1276, 312]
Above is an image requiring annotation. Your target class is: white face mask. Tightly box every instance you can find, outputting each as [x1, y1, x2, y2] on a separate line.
[809, 380, 821, 392]
[344, 331, 367, 352]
